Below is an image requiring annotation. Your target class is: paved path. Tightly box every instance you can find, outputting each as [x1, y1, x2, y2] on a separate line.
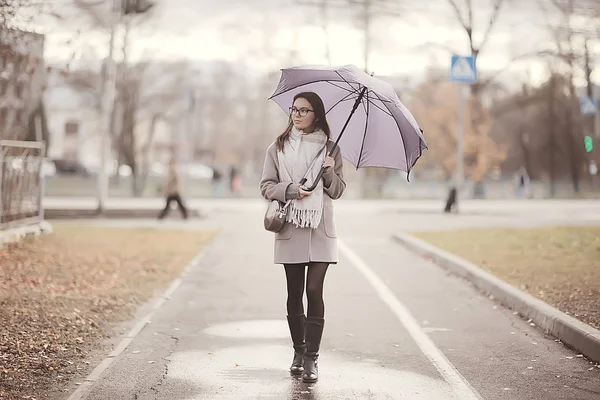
[66, 202, 599, 400]
[44, 196, 600, 218]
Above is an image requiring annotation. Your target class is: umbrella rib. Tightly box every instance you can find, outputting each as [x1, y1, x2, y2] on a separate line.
[370, 90, 410, 171]
[268, 78, 347, 100]
[325, 90, 360, 115]
[356, 90, 370, 169]
[326, 81, 360, 94]
[368, 89, 393, 103]
[334, 70, 357, 90]
[366, 98, 393, 117]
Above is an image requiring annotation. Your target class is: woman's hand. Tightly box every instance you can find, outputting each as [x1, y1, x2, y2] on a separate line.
[323, 156, 335, 171]
[298, 186, 312, 199]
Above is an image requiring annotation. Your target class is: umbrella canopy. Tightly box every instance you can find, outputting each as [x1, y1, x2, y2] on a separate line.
[269, 64, 428, 176]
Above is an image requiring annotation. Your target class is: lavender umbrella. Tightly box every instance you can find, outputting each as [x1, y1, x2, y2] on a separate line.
[269, 64, 428, 187]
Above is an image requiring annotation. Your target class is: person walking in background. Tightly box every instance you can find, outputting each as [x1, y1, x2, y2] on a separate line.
[158, 158, 188, 220]
[230, 165, 242, 196]
[211, 166, 223, 198]
[260, 91, 346, 383]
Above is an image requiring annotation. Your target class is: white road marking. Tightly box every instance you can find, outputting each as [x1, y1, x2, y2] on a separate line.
[339, 239, 484, 400]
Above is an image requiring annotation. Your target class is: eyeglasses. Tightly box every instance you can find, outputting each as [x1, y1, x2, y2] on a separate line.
[289, 106, 314, 117]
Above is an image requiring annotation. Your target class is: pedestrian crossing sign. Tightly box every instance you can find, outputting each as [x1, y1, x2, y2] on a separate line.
[449, 55, 477, 84]
[580, 96, 597, 116]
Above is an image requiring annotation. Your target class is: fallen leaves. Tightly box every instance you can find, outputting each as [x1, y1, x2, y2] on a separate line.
[0, 225, 215, 400]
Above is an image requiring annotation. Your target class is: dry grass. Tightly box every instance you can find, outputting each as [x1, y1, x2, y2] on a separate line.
[412, 226, 600, 330]
[0, 225, 216, 400]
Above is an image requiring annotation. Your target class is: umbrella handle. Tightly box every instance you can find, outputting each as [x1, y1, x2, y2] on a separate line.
[301, 166, 326, 192]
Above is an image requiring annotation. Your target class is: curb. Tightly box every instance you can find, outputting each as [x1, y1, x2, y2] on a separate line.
[0, 221, 53, 247]
[392, 232, 600, 364]
[44, 208, 204, 220]
[65, 243, 213, 400]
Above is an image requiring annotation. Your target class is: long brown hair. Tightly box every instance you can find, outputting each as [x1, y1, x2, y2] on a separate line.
[275, 92, 331, 151]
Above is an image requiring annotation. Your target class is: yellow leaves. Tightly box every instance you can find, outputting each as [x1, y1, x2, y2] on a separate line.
[410, 71, 506, 180]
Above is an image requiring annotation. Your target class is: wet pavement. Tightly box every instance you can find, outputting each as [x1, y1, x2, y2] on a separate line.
[71, 201, 600, 400]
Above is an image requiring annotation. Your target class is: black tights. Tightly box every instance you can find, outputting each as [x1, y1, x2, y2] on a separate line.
[284, 263, 329, 318]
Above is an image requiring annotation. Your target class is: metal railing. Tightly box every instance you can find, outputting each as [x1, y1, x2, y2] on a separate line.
[0, 140, 45, 229]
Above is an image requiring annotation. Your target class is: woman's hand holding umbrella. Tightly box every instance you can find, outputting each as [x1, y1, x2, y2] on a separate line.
[323, 156, 335, 171]
[299, 186, 312, 198]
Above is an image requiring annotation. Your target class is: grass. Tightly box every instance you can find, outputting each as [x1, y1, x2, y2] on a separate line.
[0, 225, 217, 400]
[411, 226, 600, 330]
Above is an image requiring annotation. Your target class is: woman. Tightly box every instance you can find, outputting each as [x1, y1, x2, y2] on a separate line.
[260, 92, 346, 383]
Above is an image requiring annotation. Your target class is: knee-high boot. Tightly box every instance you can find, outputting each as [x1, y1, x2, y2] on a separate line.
[286, 314, 306, 375]
[302, 317, 324, 383]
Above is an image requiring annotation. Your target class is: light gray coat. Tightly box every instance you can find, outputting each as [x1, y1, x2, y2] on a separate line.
[260, 141, 346, 265]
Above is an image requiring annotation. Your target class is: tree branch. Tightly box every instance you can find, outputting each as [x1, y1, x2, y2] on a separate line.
[477, 0, 504, 54]
[411, 41, 460, 55]
[72, 0, 109, 29]
[447, 0, 469, 32]
[480, 49, 561, 88]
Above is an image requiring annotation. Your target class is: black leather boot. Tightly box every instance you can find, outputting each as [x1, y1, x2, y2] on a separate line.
[302, 317, 324, 383]
[286, 314, 306, 375]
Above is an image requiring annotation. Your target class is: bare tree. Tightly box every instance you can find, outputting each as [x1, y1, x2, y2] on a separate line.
[0, 6, 46, 142]
[68, 0, 161, 195]
[0, 0, 33, 27]
[537, 0, 599, 192]
[296, 0, 403, 71]
[294, 0, 341, 64]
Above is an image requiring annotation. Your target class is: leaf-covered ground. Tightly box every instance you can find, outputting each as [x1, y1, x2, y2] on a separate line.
[0, 225, 216, 400]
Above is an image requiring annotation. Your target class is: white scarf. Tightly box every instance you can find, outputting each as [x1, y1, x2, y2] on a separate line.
[277, 126, 328, 229]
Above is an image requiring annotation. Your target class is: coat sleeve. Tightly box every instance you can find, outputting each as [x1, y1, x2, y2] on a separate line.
[260, 143, 292, 202]
[322, 144, 346, 200]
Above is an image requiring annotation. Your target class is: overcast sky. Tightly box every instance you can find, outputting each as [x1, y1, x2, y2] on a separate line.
[29, 0, 599, 87]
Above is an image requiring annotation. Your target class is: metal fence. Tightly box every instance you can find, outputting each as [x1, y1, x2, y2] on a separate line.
[0, 140, 45, 229]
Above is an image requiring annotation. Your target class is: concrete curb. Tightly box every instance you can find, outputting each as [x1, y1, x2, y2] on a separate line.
[65, 239, 214, 400]
[392, 232, 600, 364]
[0, 221, 53, 247]
[44, 208, 204, 220]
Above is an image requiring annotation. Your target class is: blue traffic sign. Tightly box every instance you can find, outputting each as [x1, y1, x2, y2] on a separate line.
[580, 96, 597, 116]
[449, 55, 477, 84]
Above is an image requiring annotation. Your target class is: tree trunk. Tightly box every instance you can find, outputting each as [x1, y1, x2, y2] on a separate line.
[517, 129, 532, 179]
[566, 81, 581, 193]
[547, 76, 557, 197]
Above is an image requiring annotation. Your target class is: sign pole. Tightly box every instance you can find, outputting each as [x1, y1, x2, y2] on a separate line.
[456, 86, 464, 211]
[448, 54, 477, 212]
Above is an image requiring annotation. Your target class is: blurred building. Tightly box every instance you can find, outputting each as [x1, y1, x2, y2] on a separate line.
[44, 68, 101, 170]
[0, 28, 46, 142]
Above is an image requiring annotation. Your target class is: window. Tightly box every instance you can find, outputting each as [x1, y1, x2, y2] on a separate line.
[0, 54, 6, 70]
[0, 108, 7, 124]
[15, 109, 24, 124]
[0, 80, 7, 96]
[65, 120, 79, 136]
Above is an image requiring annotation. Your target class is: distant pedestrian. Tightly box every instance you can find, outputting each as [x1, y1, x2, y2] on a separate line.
[158, 158, 188, 220]
[211, 167, 223, 197]
[515, 167, 531, 199]
[444, 186, 457, 213]
[260, 92, 346, 383]
[230, 166, 242, 196]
